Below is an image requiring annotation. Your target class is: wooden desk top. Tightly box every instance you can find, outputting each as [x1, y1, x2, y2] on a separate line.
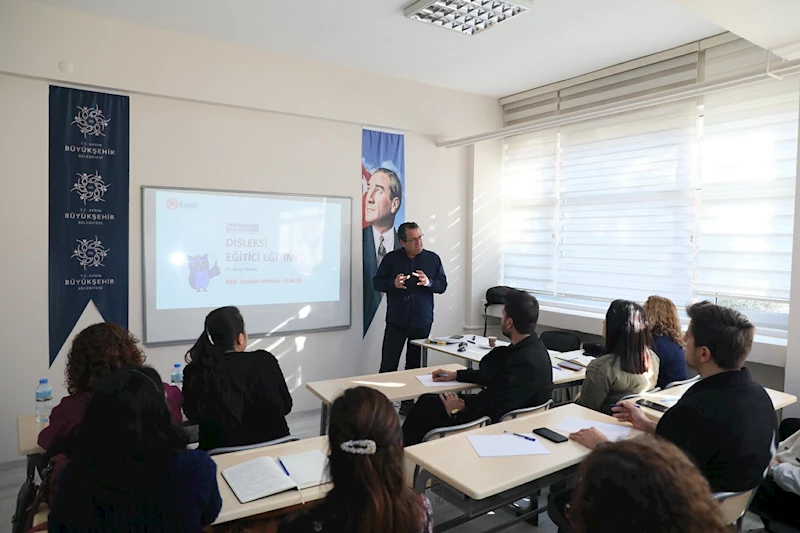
[638, 383, 798, 420]
[410, 337, 587, 385]
[306, 364, 476, 405]
[18, 414, 46, 456]
[404, 403, 637, 500]
[212, 436, 331, 525]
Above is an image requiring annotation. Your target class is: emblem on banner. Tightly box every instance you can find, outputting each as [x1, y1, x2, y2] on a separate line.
[71, 237, 110, 270]
[71, 171, 109, 204]
[72, 105, 111, 138]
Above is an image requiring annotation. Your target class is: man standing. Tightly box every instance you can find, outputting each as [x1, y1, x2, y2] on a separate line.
[373, 222, 447, 383]
[551, 301, 777, 531]
[402, 290, 553, 446]
[362, 168, 403, 336]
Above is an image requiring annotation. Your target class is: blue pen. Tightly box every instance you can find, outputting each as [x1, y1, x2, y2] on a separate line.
[277, 457, 290, 476]
[504, 430, 536, 443]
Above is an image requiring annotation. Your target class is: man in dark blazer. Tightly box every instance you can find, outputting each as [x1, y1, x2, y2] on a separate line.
[362, 168, 403, 336]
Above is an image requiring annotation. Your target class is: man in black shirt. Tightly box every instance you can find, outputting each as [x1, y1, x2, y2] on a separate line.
[554, 302, 777, 531]
[373, 221, 447, 375]
[402, 290, 553, 446]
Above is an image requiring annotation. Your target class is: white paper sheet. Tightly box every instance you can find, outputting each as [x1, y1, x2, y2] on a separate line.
[554, 354, 594, 367]
[551, 366, 576, 378]
[649, 395, 680, 406]
[467, 434, 551, 457]
[416, 374, 470, 387]
[555, 416, 632, 442]
[221, 456, 296, 504]
[278, 450, 331, 490]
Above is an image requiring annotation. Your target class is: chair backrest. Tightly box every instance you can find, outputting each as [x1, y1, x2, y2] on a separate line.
[663, 375, 700, 389]
[540, 331, 582, 353]
[713, 489, 756, 527]
[421, 416, 491, 443]
[207, 435, 300, 456]
[499, 399, 554, 423]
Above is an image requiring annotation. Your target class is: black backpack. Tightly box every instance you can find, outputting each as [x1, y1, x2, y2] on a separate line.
[483, 286, 514, 336]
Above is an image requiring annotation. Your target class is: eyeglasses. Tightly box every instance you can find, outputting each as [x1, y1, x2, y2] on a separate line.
[404, 234, 424, 244]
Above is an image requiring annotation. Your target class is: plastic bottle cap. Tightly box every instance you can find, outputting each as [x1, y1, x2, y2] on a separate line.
[174, 363, 181, 368]
[39, 378, 48, 384]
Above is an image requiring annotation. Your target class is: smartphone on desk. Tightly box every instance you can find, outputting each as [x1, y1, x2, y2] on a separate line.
[636, 399, 669, 413]
[557, 361, 583, 372]
[450, 335, 464, 340]
[532, 427, 569, 443]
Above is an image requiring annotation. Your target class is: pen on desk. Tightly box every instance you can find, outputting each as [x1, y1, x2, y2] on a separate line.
[504, 430, 536, 443]
[468, 340, 476, 344]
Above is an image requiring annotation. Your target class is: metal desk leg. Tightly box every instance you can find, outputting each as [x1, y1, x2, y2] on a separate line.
[319, 402, 329, 436]
[422, 346, 428, 367]
[467, 361, 474, 370]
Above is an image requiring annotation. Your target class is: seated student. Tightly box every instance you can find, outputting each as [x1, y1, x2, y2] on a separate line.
[183, 306, 293, 450]
[643, 295, 687, 388]
[575, 300, 659, 413]
[557, 302, 776, 531]
[279, 387, 433, 533]
[569, 436, 730, 533]
[402, 289, 553, 446]
[48, 368, 221, 532]
[38, 322, 183, 451]
[749, 418, 800, 531]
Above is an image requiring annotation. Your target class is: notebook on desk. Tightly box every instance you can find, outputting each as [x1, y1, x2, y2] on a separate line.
[222, 449, 330, 504]
[554, 353, 594, 367]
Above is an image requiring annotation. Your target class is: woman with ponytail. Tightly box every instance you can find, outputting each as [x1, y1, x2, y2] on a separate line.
[183, 306, 293, 450]
[279, 387, 433, 533]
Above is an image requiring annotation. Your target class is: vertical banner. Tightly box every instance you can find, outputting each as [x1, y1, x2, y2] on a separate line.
[49, 86, 130, 365]
[361, 129, 405, 336]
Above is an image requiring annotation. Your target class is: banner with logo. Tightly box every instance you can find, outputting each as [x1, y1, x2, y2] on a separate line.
[49, 86, 130, 366]
[361, 129, 405, 336]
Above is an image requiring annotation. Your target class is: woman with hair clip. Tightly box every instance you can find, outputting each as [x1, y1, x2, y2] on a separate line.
[48, 367, 222, 531]
[643, 295, 687, 389]
[279, 387, 433, 533]
[183, 306, 293, 450]
[576, 299, 659, 413]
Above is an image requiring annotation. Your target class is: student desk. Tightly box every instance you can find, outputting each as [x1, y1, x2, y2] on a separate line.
[410, 336, 588, 384]
[306, 364, 477, 435]
[405, 403, 638, 532]
[211, 436, 331, 526]
[17, 414, 47, 481]
[635, 383, 798, 420]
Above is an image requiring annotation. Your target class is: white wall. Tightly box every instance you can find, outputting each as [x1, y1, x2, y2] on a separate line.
[784, 117, 800, 418]
[0, 0, 502, 463]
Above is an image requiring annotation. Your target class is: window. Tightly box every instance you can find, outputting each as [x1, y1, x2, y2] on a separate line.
[501, 42, 800, 320]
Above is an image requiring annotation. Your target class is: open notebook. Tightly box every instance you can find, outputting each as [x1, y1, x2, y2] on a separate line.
[221, 449, 331, 504]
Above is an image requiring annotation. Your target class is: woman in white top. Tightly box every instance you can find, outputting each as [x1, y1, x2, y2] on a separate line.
[749, 418, 800, 531]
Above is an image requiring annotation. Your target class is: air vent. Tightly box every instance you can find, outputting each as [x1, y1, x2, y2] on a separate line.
[404, 0, 533, 36]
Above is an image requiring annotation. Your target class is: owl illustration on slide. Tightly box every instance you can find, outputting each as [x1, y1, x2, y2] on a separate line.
[187, 254, 220, 292]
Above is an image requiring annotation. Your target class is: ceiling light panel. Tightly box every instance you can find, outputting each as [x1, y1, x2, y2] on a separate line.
[404, 0, 534, 36]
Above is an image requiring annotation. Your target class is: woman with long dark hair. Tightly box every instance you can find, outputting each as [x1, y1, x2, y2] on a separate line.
[182, 306, 293, 450]
[48, 368, 221, 531]
[576, 299, 659, 412]
[279, 387, 433, 533]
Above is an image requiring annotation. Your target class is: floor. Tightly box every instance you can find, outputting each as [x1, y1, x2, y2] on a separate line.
[0, 408, 767, 533]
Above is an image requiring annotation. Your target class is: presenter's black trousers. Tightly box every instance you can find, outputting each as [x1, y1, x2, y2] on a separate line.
[379, 322, 432, 373]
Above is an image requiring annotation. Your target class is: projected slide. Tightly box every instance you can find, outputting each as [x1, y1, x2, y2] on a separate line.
[155, 190, 341, 310]
[142, 187, 352, 345]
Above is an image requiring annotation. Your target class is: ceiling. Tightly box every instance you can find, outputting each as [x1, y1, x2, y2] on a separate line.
[30, 0, 723, 98]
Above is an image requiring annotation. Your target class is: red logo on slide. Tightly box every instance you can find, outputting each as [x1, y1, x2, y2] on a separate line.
[166, 198, 179, 210]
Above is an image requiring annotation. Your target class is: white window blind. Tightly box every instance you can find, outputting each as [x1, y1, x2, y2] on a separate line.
[558, 102, 696, 304]
[698, 41, 800, 304]
[502, 129, 558, 292]
[501, 38, 800, 314]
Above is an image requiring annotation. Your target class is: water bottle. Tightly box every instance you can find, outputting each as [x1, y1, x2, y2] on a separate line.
[35, 378, 53, 423]
[170, 363, 183, 387]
